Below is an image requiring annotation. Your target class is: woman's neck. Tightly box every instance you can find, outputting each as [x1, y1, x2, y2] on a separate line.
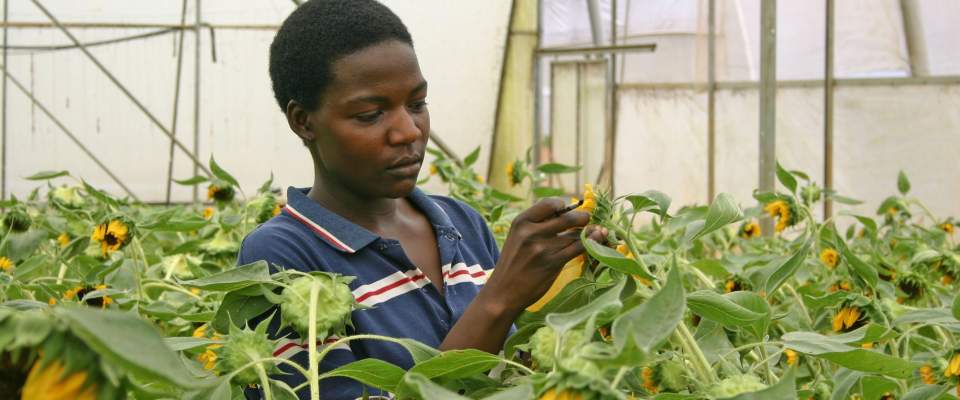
[307, 172, 403, 233]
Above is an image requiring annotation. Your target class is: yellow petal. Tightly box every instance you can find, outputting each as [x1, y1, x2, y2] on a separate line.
[527, 256, 585, 312]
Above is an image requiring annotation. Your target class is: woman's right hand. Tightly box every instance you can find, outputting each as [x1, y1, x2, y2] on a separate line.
[482, 198, 605, 316]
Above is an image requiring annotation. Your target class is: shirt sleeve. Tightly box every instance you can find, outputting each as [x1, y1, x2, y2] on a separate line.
[238, 226, 374, 400]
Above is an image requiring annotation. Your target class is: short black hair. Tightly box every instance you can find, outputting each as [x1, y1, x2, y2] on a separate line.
[269, 0, 414, 112]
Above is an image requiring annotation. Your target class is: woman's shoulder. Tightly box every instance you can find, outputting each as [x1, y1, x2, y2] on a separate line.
[237, 215, 318, 271]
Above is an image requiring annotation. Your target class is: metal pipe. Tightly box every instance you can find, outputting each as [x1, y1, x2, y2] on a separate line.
[428, 130, 463, 168]
[165, 0, 189, 204]
[536, 42, 655, 56]
[607, 0, 618, 193]
[0, 65, 139, 200]
[0, 21, 279, 30]
[707, 0, 717, 202]
[586, 0, 604, 46]
[759, 0, 777, 236]
[1, 28, 176, 52]
[532, 0, 543, 168]
[1, 0, 7, 199]
[824, 0, 835, 219]
[29, 0, 212, 178]
[193, 0, 202, 202]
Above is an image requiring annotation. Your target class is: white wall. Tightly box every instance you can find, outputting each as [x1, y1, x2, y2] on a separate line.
[1, 0, 511, 201]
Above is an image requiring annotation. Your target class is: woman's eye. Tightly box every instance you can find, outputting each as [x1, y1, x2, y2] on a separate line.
[354, 110, 383, 123]
[409, 100, 428, 112]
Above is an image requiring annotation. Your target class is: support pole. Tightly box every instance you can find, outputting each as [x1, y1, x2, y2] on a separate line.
[193, 0, 202, 202]
[29, 0, 212, 179]
[823, 0, 835, 219]
[759, 0, 777, 235]
[606, 0, 618, 193]
[165, 0, 189, 204]
[707, 0, 717, 202]
[586, 0, 603, 46]
[1, 0, 7, 199]
[0, 65, 139, 200]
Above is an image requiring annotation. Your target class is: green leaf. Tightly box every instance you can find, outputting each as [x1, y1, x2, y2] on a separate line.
[163, 337, 219, 352]
[212, 292, 274, 333]
[612, 263, 685, 352]
[463, 147, 481, 167]
[725, 291, 771, 339]
[174, 176, 209, 186]
[838, 245, 878, 289]
[408, 349, 500, 380]
[686, 290, 764, 327]
[532, 187, 566, 198]
[3, 230, 46, 262]
[57, 306, 212, 388]
[582, 238, 654, 281]
[536, 163, 581, 174]
[82, 179, 120, 207]
[321, 358, 405, 392]
[763, 237, 812, 295]
[688, 193, 742, 242]
[829, 194, 863, 205]
[776, 162, 798, 194]
[258, 173, 275, 194]
[546, 278, 626, 333]
[395, 338, 440, 363]
[403, 372, 470, 400]
[480, 384, 535, 400]
[953, 295, 960, 321]
[25, 170, 69, 180]
[180, 261, 272, 291]
[723, 367, 796, 400]
[209, 156, 239, 188]
[903, 385, 951, 400]
[626, 190, 672, 221]
[691, 259, 730, 279]
[897, 170, 910, 195]
[783, 331, 919, 378]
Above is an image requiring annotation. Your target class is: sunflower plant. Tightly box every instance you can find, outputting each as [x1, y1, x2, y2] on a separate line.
[2, 153, 960, 400]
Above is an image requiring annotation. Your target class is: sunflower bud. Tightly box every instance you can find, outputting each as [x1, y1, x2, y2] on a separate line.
[246, 193, 279, 224]
[49, 185, 86, 209]
[3, 207, 31, 232]
[207, 181, 236, 203]
[708, 374, 766, 398]
[217, 324, 278, 385]
[529, 326, 587, 370]
[280, 273, 356, 339]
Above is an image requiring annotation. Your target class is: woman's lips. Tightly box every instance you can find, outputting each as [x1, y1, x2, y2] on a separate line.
[385, 161, 422, 177]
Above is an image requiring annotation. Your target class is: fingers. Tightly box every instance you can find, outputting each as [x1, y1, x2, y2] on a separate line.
[549, 237, 587, 266]
[537, 210, 591, 235]
[515, 198, 567, 224]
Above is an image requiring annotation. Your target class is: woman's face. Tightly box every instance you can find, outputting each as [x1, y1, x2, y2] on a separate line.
[304, 40, 429, 199]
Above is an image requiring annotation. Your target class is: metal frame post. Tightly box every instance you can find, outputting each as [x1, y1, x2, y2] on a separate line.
[1, 0, 7, 199]
[0, 66, 139, 200]
[193, 0, 202, 202]
[165, 0, 189, 204]
[824, 0, 835, 218]
[30, 0, 212, 180]
[759, 0, 777, 235]
[707, 0, 717, 202]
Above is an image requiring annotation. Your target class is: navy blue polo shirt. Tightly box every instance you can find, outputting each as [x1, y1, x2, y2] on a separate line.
[237, 186, 500, 399]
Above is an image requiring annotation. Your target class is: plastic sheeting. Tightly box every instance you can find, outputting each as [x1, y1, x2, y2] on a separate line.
[614, 84, 960, 219]
[541, 0, 955, 81]
[2, 0, 512, 201]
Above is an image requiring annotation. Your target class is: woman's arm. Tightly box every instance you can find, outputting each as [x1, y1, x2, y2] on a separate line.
[439, 198, 604, 353]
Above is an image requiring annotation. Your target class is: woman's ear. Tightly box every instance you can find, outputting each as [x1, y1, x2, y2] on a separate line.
[285, 100, 316, 142]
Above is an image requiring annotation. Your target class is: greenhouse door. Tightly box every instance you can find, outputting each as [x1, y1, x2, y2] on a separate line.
[547, 59, 609, 192]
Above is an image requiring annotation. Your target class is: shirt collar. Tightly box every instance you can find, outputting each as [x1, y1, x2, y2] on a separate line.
[282, 186, 458, 253]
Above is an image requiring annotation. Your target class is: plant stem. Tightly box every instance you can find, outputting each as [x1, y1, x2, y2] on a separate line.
[308, 280, 320, 400]
[611, 366, 629, 388]
[676, 322, 717, 385]
[141, 281, 201, 299]
[782, 283, 813, 327]
[251, 351, 274, 400]
[756, 344, 778, 383]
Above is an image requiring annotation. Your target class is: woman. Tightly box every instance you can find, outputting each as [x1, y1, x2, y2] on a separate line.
[239, 1, 602, 398]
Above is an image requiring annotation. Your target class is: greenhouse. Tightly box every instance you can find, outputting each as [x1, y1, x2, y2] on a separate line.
[1, 0, 959, 399]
